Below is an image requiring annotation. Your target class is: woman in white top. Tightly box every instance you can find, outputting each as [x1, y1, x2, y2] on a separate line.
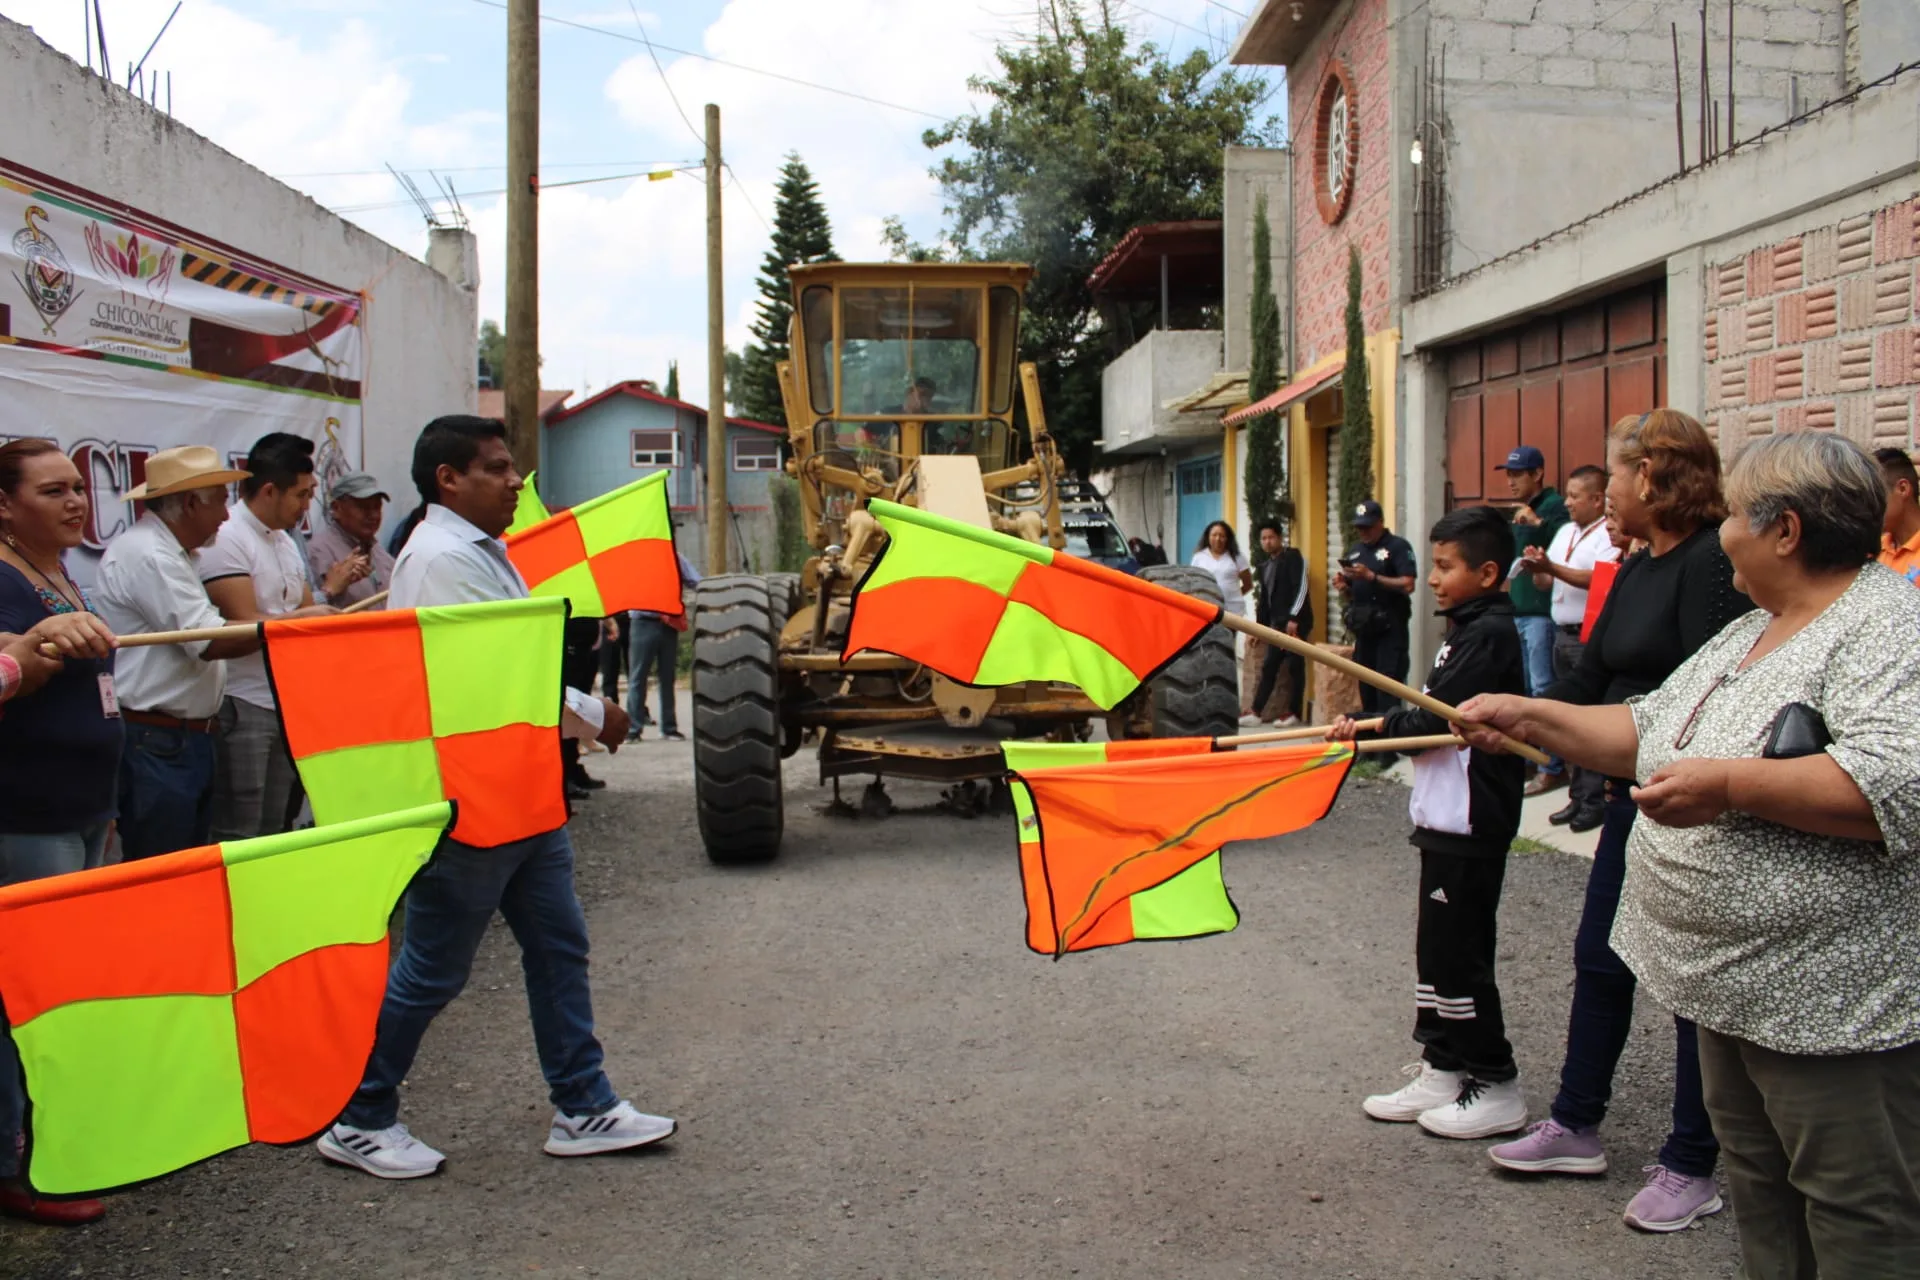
[1190, 520, 1253, 615]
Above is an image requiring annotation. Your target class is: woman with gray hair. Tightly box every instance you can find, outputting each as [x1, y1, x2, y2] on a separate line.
[1456, 430, 1920, 1278]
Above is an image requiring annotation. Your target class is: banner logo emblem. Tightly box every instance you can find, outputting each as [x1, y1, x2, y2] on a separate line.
[9, 206, 80, 334]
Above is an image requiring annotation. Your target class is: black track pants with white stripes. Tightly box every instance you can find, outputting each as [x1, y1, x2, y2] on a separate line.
[1412, 849, 1518, 1083]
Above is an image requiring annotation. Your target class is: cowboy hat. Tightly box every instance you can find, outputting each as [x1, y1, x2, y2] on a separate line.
[124, 446, 251, 501]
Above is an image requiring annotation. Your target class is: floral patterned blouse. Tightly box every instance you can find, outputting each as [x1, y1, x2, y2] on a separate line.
[1613, 562, 1920, 1054]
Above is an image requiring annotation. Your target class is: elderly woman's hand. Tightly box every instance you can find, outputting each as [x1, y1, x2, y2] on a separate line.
[1631, 759, 1732, 827]
[1453, 694, 1530, 754]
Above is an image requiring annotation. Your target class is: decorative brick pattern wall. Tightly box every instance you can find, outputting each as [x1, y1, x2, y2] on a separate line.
[1291, 0, 1393, 371]
[1703, 193, 1920, 453]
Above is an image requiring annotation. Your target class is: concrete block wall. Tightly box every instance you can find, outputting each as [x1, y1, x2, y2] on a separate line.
[1428, 0, 1843, 103]
[1224, 147, 1293, 375]
[1420, 0, 1848, 275]
[1702, 186, 1920, 454]
[1292, 0, 1396, 372]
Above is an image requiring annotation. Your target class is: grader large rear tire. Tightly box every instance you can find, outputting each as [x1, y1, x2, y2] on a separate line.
[1138, 564, 1239, 740]
[691, 574, 784, 864]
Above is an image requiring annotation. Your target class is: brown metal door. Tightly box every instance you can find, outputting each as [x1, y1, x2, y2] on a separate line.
[1444, 281, 1667, 506]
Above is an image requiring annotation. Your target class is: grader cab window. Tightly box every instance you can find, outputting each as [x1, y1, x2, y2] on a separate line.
[836, 286, 983, 417]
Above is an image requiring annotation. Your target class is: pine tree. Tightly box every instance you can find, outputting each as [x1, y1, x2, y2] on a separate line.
[739, 154, 838, 426]
[1337, 246, 1375, 523]
[1242, 190, 1287, 566]
[664, 360, 680, 401]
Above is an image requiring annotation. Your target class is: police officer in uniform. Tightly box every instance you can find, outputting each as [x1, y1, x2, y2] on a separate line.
[1336, 500, 1418, 729]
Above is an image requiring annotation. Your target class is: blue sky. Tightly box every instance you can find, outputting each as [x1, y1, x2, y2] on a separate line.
[4, 0, 1271, 406]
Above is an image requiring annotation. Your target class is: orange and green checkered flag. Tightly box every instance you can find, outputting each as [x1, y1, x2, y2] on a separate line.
[1004, 739, 1354, 957]
[0, 803, 451, 1194]
[506, 470, 553, 536]
[845, 500, 1219, 708]
[263, 598, 569, 849]
[504, 471, 682, 619]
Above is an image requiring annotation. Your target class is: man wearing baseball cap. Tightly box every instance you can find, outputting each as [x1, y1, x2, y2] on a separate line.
[307, 471, 395, 610]
[1493, 445, 1569, 795]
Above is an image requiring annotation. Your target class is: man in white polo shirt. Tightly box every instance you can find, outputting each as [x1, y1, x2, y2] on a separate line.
[1520, 464, 1617, 831]
[199, 433, 338, 840]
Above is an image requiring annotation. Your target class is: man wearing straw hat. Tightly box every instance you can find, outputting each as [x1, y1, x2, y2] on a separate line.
[94, 446, 268, 860]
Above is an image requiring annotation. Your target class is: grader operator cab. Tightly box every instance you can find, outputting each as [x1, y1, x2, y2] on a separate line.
[689, 262, 1238, 863]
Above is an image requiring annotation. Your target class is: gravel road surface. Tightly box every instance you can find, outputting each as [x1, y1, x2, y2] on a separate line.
[2, 717, 1741, 1279]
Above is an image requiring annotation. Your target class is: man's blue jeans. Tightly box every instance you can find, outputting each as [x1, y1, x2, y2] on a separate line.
[1513, 613, 1564, 776]
[1549, 792, 1719, 1177]
[341, 826, 617, 1129]
[627, 617, 680, 733]
[0, 824, 111, 1178]
[117, 721, 217, 860]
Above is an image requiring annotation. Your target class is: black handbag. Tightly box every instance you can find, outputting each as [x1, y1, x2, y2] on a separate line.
[1762, 702, 1832, 760]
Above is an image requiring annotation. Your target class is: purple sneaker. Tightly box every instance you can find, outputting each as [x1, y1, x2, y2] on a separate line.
[1623, 1165, 1724, 1233]
[1487, 1118, 1608, 1174]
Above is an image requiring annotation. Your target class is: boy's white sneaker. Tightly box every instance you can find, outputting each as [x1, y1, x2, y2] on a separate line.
[1417, 1077, 1528, 1139]
[544, 1100, 677, 1156]
[1362, 1061, 1468, 1122]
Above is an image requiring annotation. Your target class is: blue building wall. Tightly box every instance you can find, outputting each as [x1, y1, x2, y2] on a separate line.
[538, 385, 780, 513]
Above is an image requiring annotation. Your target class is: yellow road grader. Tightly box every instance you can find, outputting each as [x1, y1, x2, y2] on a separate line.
[689, 262, 1238, 863]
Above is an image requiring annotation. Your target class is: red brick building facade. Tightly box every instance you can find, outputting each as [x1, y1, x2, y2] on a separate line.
[1288, 0, 1394, 371]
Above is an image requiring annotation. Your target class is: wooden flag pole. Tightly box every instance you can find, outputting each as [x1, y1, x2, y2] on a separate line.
[1221, 613, 1550, 766]
[1221, 717, 1383, 747]
[1357, 735, 1463, 754]
[114, 623, 259, 649]
[342, 591, 389, 614]
[37, 621, 258, 659]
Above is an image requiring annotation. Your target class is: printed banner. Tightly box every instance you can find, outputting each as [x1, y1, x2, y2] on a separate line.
[0, 158, 365, 582]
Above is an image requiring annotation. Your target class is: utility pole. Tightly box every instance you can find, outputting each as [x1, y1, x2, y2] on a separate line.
[504, 0, 540, 477]
[704, 102, 729, 576]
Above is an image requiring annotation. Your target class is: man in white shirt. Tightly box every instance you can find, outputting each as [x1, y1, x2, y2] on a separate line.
[199, 434, 338, 840]
[1521, 464, 1617, 830]
[319, 415, 670, 1182]
[94, 447, 263, 860]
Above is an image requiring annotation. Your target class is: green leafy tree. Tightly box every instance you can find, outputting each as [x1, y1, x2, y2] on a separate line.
[739, 155, 838, 426]
[913, 2, 1278, 470]
[1242, 190, 1287, 565]
[477, 319, 506, 388]
[723, 346, 748, 413]
[1337, 247, 1374, 522]
[664, 360, 680, 401]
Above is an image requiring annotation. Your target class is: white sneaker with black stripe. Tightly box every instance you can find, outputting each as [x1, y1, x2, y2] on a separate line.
[316, 1122, 446, 1179]
[544, 1100, 677, 1156]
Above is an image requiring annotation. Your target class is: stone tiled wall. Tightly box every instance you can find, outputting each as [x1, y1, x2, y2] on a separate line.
[1291, 0, 1394, 371]
[1703, 193, 1920, 451]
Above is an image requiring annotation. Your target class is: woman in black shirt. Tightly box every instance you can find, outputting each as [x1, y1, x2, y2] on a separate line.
[1485, 411, 1751, 1233]
[0, 439, 122, 1226]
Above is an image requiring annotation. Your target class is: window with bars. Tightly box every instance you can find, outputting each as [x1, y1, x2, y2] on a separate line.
[731, 435, 782, 472]
[631, 430, 681, 468]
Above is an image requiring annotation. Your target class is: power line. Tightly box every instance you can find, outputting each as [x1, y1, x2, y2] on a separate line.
[620, 0, 772, 235]
[465, 0, 950, 121]
[626, 0, 705, 150]
[275, 159, 697, 179]
[327, 165, 697, 215]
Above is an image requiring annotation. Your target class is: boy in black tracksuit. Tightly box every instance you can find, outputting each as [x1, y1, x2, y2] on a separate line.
[1333, 505, 1529, 1140]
